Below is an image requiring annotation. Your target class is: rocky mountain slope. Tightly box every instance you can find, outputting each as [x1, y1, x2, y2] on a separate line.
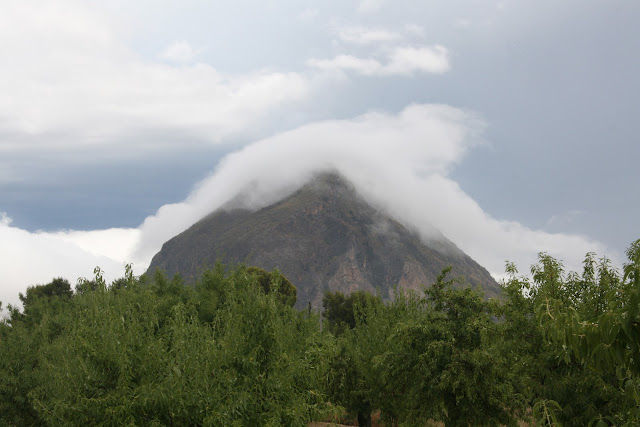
[146, 173, 499, 309]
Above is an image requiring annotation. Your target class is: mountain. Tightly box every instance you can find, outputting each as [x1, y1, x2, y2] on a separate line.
[146, 173, 499, 309]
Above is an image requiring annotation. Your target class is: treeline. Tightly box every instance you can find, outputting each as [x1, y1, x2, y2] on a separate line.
[0, 240, 639, 426]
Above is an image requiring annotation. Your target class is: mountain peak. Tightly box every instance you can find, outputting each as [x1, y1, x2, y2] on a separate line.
[147, 171, 499, 309]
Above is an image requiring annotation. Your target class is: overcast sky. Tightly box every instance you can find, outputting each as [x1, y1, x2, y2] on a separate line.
[1, 0, 638, 309]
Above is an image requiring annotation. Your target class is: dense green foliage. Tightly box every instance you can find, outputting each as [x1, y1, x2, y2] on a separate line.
[534, 241, 640, 426]
[0, 265, 333, 426]
[246, 266, 297, 307]
[1, 239, 639, 426]
[379, 268, 522, 426]
[322, 290, 387, 426]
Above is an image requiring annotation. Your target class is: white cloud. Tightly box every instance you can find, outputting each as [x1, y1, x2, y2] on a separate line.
[308, 45, 450, 76]
[159, 40, 202, 64]
[0, 214, 141, 309]
[0, 1, 310, 156]
[1, 212, 12, 226]
[134, 104, 607, 281]
[386, 45, 451, 74]
[337, 26, 402, 44]
[51, 228, 141, 264]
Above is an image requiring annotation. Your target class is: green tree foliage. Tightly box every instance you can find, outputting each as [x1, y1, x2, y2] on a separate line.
[247, 266, 297, 307]
[322, 290, 370, 336]
[0, 276, 76, 424]
[535, 239, 640, 426]
[321, 244, 639, 426]
[0, 307, 45, 424]
[323, 276, 523, 426]
[378, 269, 522, 426]
[499, 251, 630, 426]
[0, 265, 332, 426]
[19, 277, 72, 306]
[2, 240, 639, 426]
[11, 277, 73, 325]
[322, 290, 388, 426]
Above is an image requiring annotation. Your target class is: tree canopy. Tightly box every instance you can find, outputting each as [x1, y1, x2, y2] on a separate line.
[1, 240, 639, 426]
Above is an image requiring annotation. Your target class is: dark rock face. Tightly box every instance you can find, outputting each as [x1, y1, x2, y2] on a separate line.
[146, 173, 499, 309]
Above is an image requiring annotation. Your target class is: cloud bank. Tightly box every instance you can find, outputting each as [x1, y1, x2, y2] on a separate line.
[134, 104, 607, 277]
[0, 105, 606, 310]
[0, 213, 140, 310]
[1, 104, 609, 310]
[0, 1, 310, 154]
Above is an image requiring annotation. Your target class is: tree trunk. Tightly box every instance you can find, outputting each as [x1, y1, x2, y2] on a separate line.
[357, 408, 372, 427]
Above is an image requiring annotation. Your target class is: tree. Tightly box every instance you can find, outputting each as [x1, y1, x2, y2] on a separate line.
[21, 265, 331, 425]
[17, 277, 72, 324]
[0, 277, 74, 424]
[380, 267, 523, 426]
[536, 239, 640, 425]
[19, 277, 72, 305]
[0, 304, 45, 424]
[11, 277, 73, 336]
[247, 266, 297, 307]
[497, 251, 631, 426]
[322, 290, 390, 426]
[322, 290, 370, 336]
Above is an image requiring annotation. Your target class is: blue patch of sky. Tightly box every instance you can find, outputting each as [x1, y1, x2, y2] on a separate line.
[1, 149, 224, 231]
